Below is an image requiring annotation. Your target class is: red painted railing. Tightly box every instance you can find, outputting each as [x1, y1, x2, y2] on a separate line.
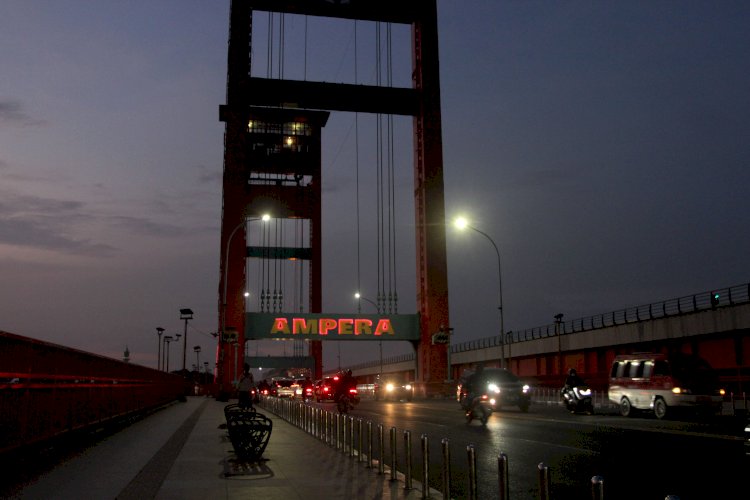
[0, 330, 187, 454]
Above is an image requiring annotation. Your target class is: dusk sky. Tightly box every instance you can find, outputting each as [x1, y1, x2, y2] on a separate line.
[1, 1, 748, 374]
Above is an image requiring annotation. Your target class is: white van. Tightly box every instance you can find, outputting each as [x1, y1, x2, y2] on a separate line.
[608, 352, 724, 419]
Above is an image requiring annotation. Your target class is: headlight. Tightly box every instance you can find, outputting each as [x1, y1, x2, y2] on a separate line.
[404, 384, 412, 390]
[522, 384, 530, 393]
[386, 383, 395, 392]
[578, 388, 592, 396]
[487, 383, 500, 393]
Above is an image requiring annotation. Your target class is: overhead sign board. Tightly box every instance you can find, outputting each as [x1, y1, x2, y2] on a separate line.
[246, 313, 420, 341]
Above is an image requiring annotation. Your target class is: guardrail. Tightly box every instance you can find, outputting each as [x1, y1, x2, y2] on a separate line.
[262, 397, 687, 499]
[461, 282, 750, 349]
[0, 330, 187, 455]
[346, 282, 750, 371]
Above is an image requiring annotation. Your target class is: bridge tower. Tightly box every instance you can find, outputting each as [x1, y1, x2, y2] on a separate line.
[217, 0, 450, 395]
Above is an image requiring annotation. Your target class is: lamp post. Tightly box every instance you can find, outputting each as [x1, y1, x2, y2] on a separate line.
[163, 335, 174, 372]
[454, 216, 506, 369]
[355, 292, 383, 378]
[156, 327, 164, 370]
[194, 345, 201, 374]
[179, 308, 193, 373]
[221, 215, 269, 388]
[555, 313, 564, 375]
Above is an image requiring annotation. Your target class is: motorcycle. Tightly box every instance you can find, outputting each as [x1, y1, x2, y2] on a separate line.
[462, 392, 494, 425]
[335, 387, 359, 414]
[561, 385, 594, 414]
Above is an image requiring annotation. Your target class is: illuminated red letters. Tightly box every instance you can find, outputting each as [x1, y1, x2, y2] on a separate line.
[270, 317, 395, 337]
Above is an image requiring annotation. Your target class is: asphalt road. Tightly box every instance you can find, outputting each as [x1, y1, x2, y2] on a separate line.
[314, 398, 747, 499]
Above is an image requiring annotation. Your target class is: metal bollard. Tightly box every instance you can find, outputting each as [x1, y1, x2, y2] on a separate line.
[420, 434, 429, 499]
[390, 427, 398, 481]
[441, 438, 451, 499]
[591, 475, 604, 500]
[403, 430, 413, 490]
[467, 444, 477, 500]
[325, 411, 331, 446]
[498, 452, 509, 500]
[357, 418, 363, 462]
[350, 417, 356, 457]
[538, 462, 551, 500]
[367, 420, 373, 468]
[378, 424, 386, 475]
[337, 413, 343, 451]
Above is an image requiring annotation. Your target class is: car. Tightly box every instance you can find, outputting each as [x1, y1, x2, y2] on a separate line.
[293, 378, 314, 400]
[456, 367, 531, 412]
[374, 374, 414, 401]
[272, 377, 296, 398]
[608, 352, 725, 419]
[314, 377, 336, 402]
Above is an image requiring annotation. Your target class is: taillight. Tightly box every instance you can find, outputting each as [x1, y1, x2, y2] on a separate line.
[349, 388, 358, 395]
[323, 387, 329, 392]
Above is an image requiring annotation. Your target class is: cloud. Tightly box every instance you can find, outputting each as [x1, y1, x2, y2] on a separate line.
[108, 215, 188, 238]
[0, 99, 46, 127]
[0, 190, 115, 256]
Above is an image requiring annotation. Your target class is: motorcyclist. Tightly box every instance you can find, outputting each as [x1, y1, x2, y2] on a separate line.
[334, 369, 354, 402]
[460, 364, 485, 412]
[563, 368, 584, 390]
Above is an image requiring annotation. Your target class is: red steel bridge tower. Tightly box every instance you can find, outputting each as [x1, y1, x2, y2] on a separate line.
[217, 0, 450, 396]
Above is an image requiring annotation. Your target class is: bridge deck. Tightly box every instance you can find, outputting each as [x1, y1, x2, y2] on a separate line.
[11, 397, 427, 500]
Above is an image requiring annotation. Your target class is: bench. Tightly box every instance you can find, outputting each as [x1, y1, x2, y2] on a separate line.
[224, 404, 273, 461]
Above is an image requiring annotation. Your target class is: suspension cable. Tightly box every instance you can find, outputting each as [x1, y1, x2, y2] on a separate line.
[387, 23, 398, 313]
[375, 22, 384, 313]
[354, 21, 362, 311]
[267, 12, 273, 78]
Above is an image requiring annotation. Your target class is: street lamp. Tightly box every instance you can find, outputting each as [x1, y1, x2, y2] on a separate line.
[555, 313, 565, 375]
[156, 327, 164, 370]
[354, 292, 380, 313]
[221, 215, 270, 388]
[355, 292, 383, 378]
[454, 216, 506, 369]
[163, 335, 174, 372]
[179, 308, 193, 373]
[222, 215, 270, 336]
[194, 345, 201, 374]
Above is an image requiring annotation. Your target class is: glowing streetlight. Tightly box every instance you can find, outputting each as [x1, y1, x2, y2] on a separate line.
[453, 216, 506, 369]
[354, 292, 380, 313]
[220, 214, 270, 395]
[222, 214, 270, 338]
[354, 292, 383, 378]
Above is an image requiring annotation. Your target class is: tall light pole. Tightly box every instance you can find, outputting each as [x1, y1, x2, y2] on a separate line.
[163, 335, 174, 372]
[194, 345, 201, 374]
[555, 313, 565, 375]
[355, 292, 383, 378]
[454, 216, 506, 369]
[221, 215, 269, 387]
[156, 327, 164, 370]
[179, 308, 193, 373]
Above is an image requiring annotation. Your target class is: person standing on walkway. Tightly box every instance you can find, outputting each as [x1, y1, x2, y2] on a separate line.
[237, 363, 255, 409]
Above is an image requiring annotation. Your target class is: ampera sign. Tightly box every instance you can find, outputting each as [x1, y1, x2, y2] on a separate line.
[245, 313, 420, 341]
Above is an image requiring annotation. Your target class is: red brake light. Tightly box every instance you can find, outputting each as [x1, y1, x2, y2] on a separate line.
[349, 388, 357, 394]
[333, 376, 339, 381]
[323, 387, 329, 392]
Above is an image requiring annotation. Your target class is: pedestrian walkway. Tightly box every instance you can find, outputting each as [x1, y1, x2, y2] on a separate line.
[15, 397, 436, 500]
